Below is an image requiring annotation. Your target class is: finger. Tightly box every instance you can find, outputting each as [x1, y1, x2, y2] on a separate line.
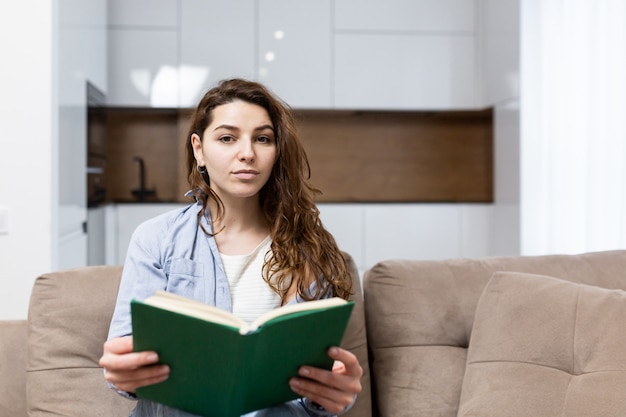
[103, 335, 134, 355]
[100, 336, 160, 371]
[100, 350, 160, 371]
[296, 348, 362, 391]
[293, 365, 361, 398]
[289, 360, 361, 414]
[289, 375, 354, 414]
[327, 347, 362, 378]
[106, 364, 170, 393]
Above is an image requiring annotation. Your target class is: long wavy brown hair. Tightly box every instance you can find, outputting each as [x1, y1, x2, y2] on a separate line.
[185, 78, 352, 303]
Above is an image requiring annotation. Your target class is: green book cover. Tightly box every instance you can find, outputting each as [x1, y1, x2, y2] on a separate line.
[131, 292, 354, 417]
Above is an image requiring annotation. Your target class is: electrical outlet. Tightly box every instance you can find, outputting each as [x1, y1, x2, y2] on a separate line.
[0, 207, 8, 234]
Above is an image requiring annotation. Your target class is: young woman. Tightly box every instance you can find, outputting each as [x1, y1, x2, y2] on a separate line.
[99, 79, 362, 417]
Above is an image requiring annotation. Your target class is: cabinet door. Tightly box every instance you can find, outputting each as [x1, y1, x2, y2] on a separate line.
[364, 204, 462, 265]
[333, 0, 478, 110]
[108, 0, 178, 27]
[61, 0, 107, 92]
[481, 0, 520, 105]
[108, 28, 179, 107]
[87, 207, 106, 265]
[334, 33, 477, 109]
[107, 0, 179, 107]
[114, 204, 186, 264]
[179, 0, 256, 107]
[257, 0, 332, 108]
[334, 0, 475, 32]
[318, 204, 365, 270]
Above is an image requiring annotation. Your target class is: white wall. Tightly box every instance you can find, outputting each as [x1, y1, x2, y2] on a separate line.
[0, 1, 57, 319]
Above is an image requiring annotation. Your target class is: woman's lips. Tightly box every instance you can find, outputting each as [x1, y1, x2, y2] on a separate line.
[232, 170, 259, 180]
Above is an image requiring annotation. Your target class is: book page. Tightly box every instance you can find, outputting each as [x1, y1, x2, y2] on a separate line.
[249, 297, 347, 331]
[142, 291, 247, 330]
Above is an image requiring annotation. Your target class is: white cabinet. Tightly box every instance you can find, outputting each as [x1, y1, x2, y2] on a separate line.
[333, 0, 479, 110]
[61, 0, 108, 91]
[480, 0, 520, 105]
[179, 0, 256, 107]
[318, 203, 493, 272]
[181, 0, 332, 108]
[334, 33, 477, 110]
[481, 0, 520, 256]
[107, 0, 484, 110]
[112, 203, 187, 264]
[107, 28, 179, 107]
[364, 205, 461, 265]
[106, 202, 493, 276]
[107, 0, 179, 107]
[87, 206, 106, 265]
[108, 0, 178, 27]
[334, 0, 475, 32]
[109, 0, 257, 108]
[318, 204, 365, 272]
[257, 0, 332, 108]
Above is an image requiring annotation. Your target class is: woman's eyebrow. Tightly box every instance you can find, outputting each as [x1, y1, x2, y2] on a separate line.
[212, 124, 274, 133]
[255, 124, 275, 132]
[212, 124, 239, 132]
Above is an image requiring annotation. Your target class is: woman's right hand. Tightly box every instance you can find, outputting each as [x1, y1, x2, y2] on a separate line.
[99, 336, 170, 394]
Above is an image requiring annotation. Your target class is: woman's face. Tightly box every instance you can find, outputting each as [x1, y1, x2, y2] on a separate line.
[191, 100, 277, 203]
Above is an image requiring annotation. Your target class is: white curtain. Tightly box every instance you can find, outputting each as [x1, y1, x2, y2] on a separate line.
[521, 0, 626, 255]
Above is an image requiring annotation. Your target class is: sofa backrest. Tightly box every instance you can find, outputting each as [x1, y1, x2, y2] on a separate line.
[24, 252, 371, 417]
[363, 249, 626, 417]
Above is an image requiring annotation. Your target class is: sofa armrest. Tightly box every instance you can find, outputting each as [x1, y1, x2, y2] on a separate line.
[27, 266, 136, 417]
[0, 320, 28, 417]
[340, 252, 372, 417]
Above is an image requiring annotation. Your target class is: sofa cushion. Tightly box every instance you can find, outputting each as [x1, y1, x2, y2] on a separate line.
[26, 265, 136, 417]
[363, 250, 626, 417]
[458, 271, 626, 416]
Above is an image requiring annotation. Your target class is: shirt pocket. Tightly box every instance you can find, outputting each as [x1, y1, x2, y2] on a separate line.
[165, 258, 203, 299]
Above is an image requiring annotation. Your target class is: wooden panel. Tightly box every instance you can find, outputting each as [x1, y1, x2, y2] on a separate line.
[104, 108, 492, 204]
[295, 109, 493, 202]
[105, 109, 182, 202]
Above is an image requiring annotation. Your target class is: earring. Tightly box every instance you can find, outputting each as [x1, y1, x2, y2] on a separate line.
[197, 165, 207, 175]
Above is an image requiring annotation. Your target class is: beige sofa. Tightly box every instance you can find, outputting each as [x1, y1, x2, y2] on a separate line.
[2, 249, 626, 417]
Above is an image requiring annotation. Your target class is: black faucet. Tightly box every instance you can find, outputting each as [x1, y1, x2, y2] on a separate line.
[131, 156, 156, 201]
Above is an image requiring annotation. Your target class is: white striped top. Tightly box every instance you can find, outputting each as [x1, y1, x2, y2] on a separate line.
[220, 235, 282, 324]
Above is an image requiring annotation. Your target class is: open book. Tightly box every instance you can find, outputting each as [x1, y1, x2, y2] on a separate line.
[140, 290, 350, 335]
[131, 292, 354, 417]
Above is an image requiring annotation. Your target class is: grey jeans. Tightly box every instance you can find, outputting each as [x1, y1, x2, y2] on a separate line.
[131, 399, 315, 417]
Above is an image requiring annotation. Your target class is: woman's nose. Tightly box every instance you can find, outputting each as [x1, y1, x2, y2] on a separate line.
[238, 138, 255, 161]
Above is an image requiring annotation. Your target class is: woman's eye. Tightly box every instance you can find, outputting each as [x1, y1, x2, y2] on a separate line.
[257, 136, 272, 144]
[219, 135, 234, 143]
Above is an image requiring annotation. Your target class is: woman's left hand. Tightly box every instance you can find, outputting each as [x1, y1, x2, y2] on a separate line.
[289, 346, 363, 414]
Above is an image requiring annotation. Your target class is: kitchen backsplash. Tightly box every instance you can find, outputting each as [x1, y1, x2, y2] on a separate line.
[104, 108, 493, 204]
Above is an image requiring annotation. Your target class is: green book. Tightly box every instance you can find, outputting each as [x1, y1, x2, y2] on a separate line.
[131, 291, 354, 417]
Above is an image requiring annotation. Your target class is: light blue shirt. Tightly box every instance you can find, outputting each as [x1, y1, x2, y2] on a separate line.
[107, 202, 342, 417]
[108, 202, 231, 340]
